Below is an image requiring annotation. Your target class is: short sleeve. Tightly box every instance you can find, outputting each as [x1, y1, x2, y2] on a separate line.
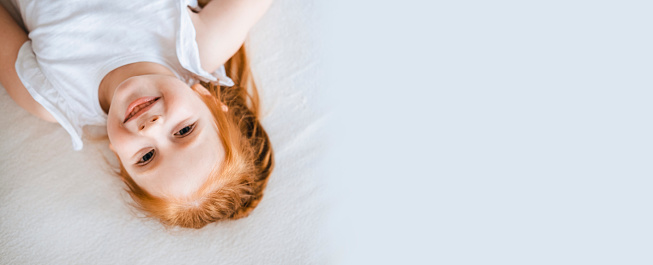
[15, 41, 85, 150]
[177, 0, 234, 87]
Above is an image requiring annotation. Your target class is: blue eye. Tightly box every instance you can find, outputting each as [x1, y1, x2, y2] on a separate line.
[175, 123, 196, 137]
[138, 149, 155, 165]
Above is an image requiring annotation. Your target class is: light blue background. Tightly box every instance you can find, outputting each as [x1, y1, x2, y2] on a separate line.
[321, 0, 653, 264]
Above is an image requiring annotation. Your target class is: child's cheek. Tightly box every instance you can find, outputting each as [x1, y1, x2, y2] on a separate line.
[107, 120, 136, 162]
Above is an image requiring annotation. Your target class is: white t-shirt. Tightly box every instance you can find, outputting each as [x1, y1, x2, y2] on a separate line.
[14, 0, 234, 150]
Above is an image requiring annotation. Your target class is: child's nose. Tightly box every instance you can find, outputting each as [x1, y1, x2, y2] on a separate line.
[138, 115, 162, 131]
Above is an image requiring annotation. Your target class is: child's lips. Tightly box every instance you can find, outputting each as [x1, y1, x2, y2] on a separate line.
[123, 97, 160, 123]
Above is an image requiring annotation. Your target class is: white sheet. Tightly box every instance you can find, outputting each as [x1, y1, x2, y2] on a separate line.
[0, 0, 330, 263]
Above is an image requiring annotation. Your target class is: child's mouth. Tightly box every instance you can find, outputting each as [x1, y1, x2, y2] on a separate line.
[123, 97, 160, 123]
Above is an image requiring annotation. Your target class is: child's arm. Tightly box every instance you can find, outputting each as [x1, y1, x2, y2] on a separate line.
[0, 5, 56, 122]
[193, 0, 273, 73]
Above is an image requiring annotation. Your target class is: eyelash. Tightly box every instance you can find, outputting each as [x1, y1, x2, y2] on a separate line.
[135, 123, 197, 166]
[137, 149, 155, 166]
[174, 123, 196, 137]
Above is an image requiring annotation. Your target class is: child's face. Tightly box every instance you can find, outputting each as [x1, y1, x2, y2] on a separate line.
[106, 74, 224, 198]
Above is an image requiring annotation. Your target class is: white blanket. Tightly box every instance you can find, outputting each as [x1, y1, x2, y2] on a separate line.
[0, 0, 330, 263]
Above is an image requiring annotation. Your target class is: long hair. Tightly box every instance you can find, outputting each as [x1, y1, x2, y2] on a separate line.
[118, 44, 274, 229]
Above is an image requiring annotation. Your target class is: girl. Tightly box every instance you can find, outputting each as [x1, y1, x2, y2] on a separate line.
[0, 0, 274, 229]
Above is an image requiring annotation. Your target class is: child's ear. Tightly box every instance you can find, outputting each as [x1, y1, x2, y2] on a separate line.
[221, 104, 228, 112]
[191, 83, 211, 96]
